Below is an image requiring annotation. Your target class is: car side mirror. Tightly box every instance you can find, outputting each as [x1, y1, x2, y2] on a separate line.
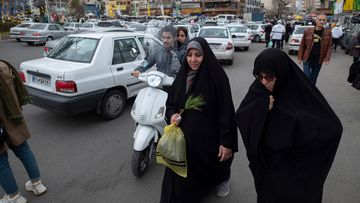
[130, 48, 139, 58]
[232, 35, 236, 38]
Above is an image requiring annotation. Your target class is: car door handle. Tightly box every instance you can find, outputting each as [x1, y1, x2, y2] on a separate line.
[117, 67, 124, 71]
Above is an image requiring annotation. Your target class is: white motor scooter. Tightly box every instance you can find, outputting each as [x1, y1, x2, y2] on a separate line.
[131, 70, 174, 177]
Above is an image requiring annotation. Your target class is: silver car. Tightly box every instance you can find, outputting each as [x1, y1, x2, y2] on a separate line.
[9, 22, 36, 41]
[20, 23, 69, 45]
[63, 22, 82, 31]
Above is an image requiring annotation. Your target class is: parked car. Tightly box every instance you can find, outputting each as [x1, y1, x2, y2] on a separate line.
[196, 26, 234, 65]
[9, 22, 36, 41]
[288, 25, 314, 55]
[244, 23, 267, 42]
[19, 23, 69, 45]
[43, 28, 133, 56]
[63, 22, 82, 31]
[20, 32, 162, 119]
[79, 22, 98, 31]
[226, 25, 251, 51]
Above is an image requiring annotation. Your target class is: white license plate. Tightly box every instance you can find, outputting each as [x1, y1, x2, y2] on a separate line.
[32, 75, 50, 87]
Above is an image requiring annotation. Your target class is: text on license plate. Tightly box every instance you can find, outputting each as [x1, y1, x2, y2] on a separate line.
[32, 75, 51, 87]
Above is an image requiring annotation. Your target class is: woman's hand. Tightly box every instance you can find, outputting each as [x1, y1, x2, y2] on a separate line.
[218, 145, 233, 162]
[269, 95, 275, 110]
[170, 113, 181, 126]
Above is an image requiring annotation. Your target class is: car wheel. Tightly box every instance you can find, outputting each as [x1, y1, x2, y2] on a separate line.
[98, 89, 125, 120]
[26, 42, 34, 45]
[228, 60, 233, 65]
[254, 35, 261, 43]
[131, 139, 155, 177]
[46, 36, 53, 41]
[244, 47, 249, 51]
[16, 38, 20, 42]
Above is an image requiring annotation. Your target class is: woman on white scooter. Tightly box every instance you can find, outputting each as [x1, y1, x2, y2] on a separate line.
[160, 38, 238, 203]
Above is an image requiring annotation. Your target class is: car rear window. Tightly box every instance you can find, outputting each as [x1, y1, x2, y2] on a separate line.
[30, 24, 47, 30]
[294, 27, 308, 34]
[17, 24, 31, 28]
[81, 23, 94, 28]
[97, 22, 113, 27]
[199, 28, 228, 38]
[228, 26, 246, 33]
[47, 37, 99, 63]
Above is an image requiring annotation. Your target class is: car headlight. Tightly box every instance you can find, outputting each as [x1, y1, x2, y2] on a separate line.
[147, 74, 162, 87]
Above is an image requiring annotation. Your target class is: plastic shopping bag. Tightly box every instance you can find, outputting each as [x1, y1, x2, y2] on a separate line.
[156, 123, 187, 178]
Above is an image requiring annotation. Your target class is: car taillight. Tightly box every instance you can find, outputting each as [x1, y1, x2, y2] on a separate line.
[291, 39, 300, 43]
[260, 29, 264, 33]
[56, 80, 77, 93]
[44, 47, 49, 54]
[32, 32, 41, 36]
[226, 42, 233, 50]
[20, 31, 25, 35]
[19, 71, 26, 82]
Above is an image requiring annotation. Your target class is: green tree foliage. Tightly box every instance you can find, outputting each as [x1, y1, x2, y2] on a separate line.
[68, 0, 84, 19]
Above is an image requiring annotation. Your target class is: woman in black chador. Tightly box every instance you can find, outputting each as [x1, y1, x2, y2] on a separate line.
[235, 48, 342, 203]
[160, 37, 238, 203]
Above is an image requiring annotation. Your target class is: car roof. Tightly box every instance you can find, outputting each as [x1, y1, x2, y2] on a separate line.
[295, 25, 314, 29]
[67, 32, 150, 39]
[201, 26, 227, 29]
[226, 24, 245, 27]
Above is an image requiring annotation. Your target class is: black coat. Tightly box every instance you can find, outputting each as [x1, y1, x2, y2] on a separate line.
[160, 37, 238, 203]
[235, 49, 342, 203]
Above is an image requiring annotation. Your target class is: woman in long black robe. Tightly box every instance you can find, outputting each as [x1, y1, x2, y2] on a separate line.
[160, 37, 238, 203]
[235, 48, 342, 203]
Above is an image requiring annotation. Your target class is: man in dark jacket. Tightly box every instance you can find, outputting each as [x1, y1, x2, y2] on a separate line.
[298, 14, 332, 85]
[264, 22, 272, 48]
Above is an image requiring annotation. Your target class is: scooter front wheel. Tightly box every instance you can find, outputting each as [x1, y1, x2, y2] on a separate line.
[132, 139, 155, 177]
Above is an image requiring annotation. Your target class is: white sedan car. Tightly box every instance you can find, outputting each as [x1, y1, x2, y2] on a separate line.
[226, 25, 251, 51]
[196, 26, 234, 65]
[20, 32, 162, 120]
[288, 26, 314, 55]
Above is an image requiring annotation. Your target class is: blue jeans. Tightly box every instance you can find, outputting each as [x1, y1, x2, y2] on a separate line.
[0, 141, 41, 194]
[303, 61, 323, 85]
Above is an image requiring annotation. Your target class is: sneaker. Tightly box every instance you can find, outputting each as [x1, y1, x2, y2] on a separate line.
[25, 180, 47, 196]
[216, 178, 230, 197]
[0, 194, 27, 203]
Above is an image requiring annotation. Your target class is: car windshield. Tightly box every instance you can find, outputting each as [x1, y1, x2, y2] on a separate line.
[199, 28, 228, 38]
[294, 27, 308, 34]
[47, 37, 99, 63]
[30, 24, 46, 30]
[228, 26, 246, 33]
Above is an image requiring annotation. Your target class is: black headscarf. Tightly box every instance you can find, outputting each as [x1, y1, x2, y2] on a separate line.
[235, 48, 342, 202]
[162, 37, 238, 202]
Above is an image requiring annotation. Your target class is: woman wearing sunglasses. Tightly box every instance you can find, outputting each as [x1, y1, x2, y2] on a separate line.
[235, 48, 342, 203]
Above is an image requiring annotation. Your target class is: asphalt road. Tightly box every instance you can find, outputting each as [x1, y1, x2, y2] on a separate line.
[0, 38, 359, 203]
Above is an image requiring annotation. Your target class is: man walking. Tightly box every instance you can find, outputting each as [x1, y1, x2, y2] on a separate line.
[298, 14, 332, 85]
[271, 20, 285, 49]
[331, 24, 343, 52]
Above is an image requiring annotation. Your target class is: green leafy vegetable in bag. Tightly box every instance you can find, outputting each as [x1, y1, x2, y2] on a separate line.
[156, 95, 205, 178]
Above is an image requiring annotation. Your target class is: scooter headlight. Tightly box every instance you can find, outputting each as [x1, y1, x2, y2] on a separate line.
[147, 74, 162, 87]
